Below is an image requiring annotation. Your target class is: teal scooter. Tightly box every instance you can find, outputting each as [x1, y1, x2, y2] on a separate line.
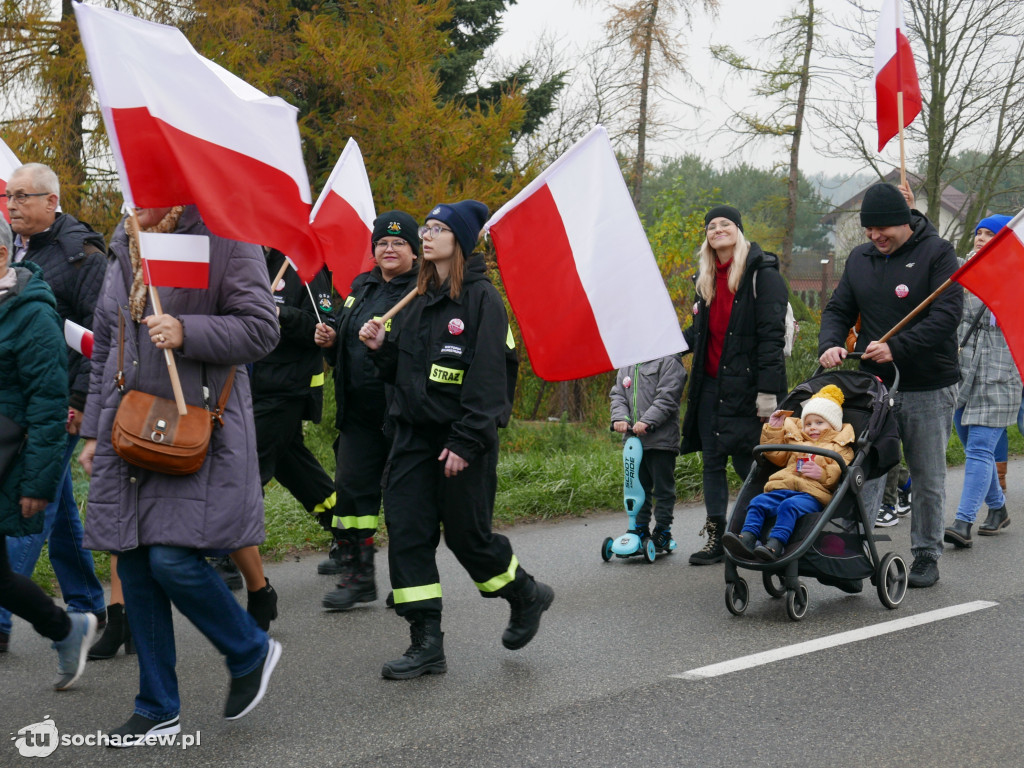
[601, 436, 658, 563]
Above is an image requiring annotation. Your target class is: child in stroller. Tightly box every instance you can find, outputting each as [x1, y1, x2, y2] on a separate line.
[723, 385, 854, 561]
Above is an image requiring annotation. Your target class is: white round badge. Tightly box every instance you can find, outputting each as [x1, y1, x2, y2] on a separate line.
[623, 376, 632, 389]
[448, 318, 465, 335]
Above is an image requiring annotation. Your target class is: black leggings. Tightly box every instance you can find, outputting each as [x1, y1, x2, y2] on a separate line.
[697, 380, 754, 520]
[0, 533, 70, 641]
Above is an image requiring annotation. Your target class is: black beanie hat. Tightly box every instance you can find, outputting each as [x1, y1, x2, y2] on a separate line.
[426, 200, 489, 257]
[704, 205, 744, 232]
[372, 210, 421, 255]
[859, 183, 911, 228]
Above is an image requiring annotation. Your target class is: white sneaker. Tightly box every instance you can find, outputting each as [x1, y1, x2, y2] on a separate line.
[875, 505, 899, 528]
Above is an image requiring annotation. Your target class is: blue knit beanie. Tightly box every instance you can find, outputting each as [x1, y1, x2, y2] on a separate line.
[426, 200, 489, 257]
[975, 214, 1012, 235]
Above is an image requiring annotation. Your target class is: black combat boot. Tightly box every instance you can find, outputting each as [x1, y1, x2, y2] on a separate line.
[381, 613, 446, 680]
[501, 575, 555, 650]
[322, 537, 377, 611]
[689, 516, 725, 565]
[317, 535, 355, 576]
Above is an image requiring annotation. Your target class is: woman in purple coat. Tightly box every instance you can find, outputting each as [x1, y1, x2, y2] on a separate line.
[79, 205, 281, 744]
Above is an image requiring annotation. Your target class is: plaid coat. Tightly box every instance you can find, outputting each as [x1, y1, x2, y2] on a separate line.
[957, 285, 1022, 427]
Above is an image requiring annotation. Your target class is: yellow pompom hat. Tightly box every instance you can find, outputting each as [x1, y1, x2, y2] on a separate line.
[801, 384, 844, 431]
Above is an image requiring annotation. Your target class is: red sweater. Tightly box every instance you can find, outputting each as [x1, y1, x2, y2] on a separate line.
[704, 258, 734, 378]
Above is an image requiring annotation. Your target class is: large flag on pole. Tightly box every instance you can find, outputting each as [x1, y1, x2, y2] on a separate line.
[310, 139, 376, 295]
[874, 0, 922, 152]
[952, 209, 1024, 374]
[486, 125, 685, 382]
[73, 2, 325, 282]
[0, 136, 21, 224]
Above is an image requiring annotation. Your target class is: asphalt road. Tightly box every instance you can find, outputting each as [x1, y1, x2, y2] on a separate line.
[3, 459, 1024, 767]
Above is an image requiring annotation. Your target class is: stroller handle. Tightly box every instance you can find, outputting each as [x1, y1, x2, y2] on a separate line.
[814, 351, 900, 395]
[753, 444, 850, 475]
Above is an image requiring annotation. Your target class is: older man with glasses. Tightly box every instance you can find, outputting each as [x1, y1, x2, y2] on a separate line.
[0, 163, 107, 652]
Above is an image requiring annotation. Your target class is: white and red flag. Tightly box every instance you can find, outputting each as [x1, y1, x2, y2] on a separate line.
[0, 136, 21, 224]
[874, 0, 922, 152]
[140, 232, 210, 289]
[951, 210, 1024, 374]
[73, 2, 325, 282]
[310, 139, 376, 295]
[64, 319, 94, 359]
[486, 125, 685, 382]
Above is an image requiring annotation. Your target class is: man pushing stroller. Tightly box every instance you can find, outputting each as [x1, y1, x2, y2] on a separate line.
[723, 385, 855, 561]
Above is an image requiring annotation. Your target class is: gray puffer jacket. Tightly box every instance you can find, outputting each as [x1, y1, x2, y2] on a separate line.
[609, 354, 687, 453]
[81, 207, 279, 553]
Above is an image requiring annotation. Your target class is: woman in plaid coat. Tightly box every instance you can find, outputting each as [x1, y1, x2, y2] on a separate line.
[945, 216, 1022, 548]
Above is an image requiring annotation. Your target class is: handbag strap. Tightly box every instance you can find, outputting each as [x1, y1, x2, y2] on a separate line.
[209, 368, 236, 428]
[116, 311, 126, 391]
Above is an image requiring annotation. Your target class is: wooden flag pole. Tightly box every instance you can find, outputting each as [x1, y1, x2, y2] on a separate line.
[878, 278, 953, 343]
[270, 259, 289, 290]
[129, 209, 188, 416]
[897, 91, 908, 189]
[358, 287, 419, 341]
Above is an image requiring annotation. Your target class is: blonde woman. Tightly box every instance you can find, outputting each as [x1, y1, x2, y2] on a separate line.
[680, 205, 788, 564]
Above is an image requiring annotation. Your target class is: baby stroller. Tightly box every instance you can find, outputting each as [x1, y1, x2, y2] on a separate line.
[723, 355, 907, 621]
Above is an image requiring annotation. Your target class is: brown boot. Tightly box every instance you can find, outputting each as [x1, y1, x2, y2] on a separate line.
[997, 461, 1008, 492]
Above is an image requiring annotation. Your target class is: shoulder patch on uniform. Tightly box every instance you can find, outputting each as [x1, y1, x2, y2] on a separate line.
[318, 294, 333, 313]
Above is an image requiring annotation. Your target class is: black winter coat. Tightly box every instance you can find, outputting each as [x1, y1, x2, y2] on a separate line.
[818, 212, 962, 391]
[19, 212, 106, 410]
[251, 250, 332, 421]
[329, 264, 418, 429]
[680, 244, 789, 456]
[371, 255, 518, 462]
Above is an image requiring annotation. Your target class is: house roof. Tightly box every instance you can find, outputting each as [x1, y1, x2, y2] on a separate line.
[821, 169, 974, 225]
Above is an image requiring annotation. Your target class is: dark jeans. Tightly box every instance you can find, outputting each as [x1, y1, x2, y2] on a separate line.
[0, 534, 71, 642]
[635, 448, 677, 529]
[698, 380, 753, 520]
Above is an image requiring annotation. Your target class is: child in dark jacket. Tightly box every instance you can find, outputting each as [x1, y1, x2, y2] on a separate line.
[722, 384, 855, 561]
[609, 355, 686, 551]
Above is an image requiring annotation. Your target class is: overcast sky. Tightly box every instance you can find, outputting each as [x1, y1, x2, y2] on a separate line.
[493, 0, 886, 180]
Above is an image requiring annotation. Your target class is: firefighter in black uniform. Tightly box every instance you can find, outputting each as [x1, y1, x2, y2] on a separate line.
[222, 248, 336, 628]
[359, 200, 554, 680]
[313, 211, 420, 611]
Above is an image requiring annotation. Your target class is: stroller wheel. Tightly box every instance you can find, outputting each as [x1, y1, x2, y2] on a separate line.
[725, 578, 749, 616]
[762, 571, 786, 599]
[642, 537, 657, 563]
[876, 552, 908, 609]
[600, 537, 614, 562]
[786, 582, 809, 621]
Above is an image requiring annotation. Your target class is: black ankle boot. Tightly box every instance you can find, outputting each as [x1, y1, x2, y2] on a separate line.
[88, 603, 134, 660]
[689, 517, 725, 565]
[943, 518, 973, 548]
[978, 505, 1011, 536]
[501, 575, 555, 650]
[247, 579, 278, 631]
[381, 614, 446, 679]
[322, 537, 377, 611]
[317, 536, 356, 575]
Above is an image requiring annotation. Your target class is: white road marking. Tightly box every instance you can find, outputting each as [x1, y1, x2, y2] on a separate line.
[673, 600, 999, 681]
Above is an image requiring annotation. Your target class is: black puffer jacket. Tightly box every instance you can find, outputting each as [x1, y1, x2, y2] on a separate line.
[19, 212, 106, 410]
[251, 250, 332, 421]
[818, 211, 962, 391]
[371, 255, 518, 462]
[680, 244, 789, 456]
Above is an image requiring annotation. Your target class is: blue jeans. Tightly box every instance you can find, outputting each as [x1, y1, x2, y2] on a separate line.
[118, 546, 268, 720]
[895, 386, 957, 560]
[742, 489, 822, 545]
[953, 409, 1005, 523]
[0, 435, 104, 636]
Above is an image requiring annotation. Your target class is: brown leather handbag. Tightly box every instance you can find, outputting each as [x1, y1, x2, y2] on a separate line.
[110, 314, 234, 476]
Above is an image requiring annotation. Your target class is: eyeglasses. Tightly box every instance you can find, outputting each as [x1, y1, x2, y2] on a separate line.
[374, 238, 409, 252]
[2, 192, 50, 205]
[417, 224, 452, 239]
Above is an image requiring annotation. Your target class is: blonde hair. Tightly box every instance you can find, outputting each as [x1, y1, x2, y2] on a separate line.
[417, 241, 465, 299]
[694, 229, 751, 304]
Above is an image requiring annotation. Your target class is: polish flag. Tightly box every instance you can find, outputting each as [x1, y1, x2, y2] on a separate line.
[73, 2, 325, 282]
[310, 139, 376, 295]
[140, 232, 210, 289]
[0, 136, 20, 224]
[874, 0, 922, 152]
[486, 125, 685, 382]
[64, 320, 94, 359]
[952, 210, 1024, 375]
